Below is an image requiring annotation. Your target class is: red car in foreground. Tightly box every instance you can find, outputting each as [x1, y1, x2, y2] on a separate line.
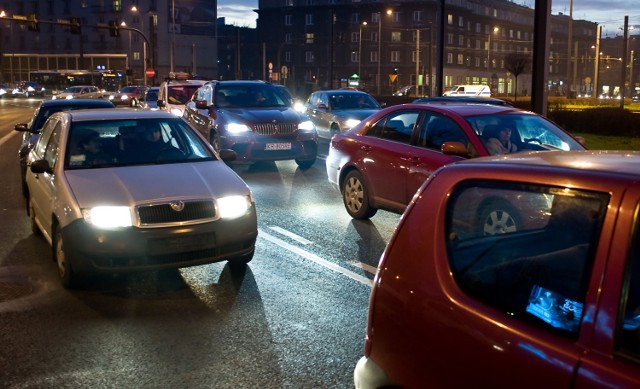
[326, 103, 585, 221]
[354, 151, 640, 388]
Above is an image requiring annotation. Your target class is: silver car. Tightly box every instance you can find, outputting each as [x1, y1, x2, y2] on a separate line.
[305, 89, 382, 139]
[26, 109, 257, 288]
[52, 85, 105, 100]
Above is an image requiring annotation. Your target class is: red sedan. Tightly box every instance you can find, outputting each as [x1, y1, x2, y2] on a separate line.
[355, 151, 640, 388]
[326, 103, 585, 220]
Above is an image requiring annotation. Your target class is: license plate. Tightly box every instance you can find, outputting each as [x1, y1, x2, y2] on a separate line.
[265, 142, 292, 150]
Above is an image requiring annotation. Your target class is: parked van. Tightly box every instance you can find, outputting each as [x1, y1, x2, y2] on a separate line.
[443, 84, 491, 97]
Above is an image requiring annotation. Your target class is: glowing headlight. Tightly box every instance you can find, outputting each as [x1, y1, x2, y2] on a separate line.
[293, 101, 306, 113]
[121, 95, 130, 100]
[226, 123, 252, 133]
[27, 87, 35, 92]
[298, 120, 316, 132]
[109, 95, 115, 100]
[170, 108, 184, 116]
[65, 95, 74, 99]
[217, 195, 252, 219]
[82, 206, 133, 228]
[344, 119, 361, 129]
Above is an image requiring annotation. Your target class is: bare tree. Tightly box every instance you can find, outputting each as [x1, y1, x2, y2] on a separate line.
[505, 53, 530, 102]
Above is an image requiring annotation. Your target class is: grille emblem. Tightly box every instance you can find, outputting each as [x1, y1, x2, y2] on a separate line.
[170, 201, 185, 212]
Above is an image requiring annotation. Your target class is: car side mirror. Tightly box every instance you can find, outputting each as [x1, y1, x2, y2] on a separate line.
[575, 136, 587, 147]
[195, 100, 209, 109]
[218, 149, 237, 162]
[441, 141, 470, 157]
[157, 99, 166, 108]
[30, 159, 53, 175]
[14, 123, 29, 132]
[317, 103, 328, 110]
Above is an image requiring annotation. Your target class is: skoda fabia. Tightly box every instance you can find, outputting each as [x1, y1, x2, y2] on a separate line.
[25, 109, 257, 288]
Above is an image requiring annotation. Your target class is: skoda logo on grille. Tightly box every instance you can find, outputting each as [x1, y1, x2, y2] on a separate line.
[169, 201, 185, 212]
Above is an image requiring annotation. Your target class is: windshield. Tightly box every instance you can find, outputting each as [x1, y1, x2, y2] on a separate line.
[167, 85, 200, 105]
[65, 118, 216, 169]
[214, 84, 290, 108]
[328, 93, 380, 110]
[465, 112, 585, 152]
[64, 87, 84, 93]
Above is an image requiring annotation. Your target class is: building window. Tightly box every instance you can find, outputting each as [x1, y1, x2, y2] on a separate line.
[285, 51, 292, 62]
[351, 51, 359, 62]
[476, 22, 481, 33]
[306, 33, 314, 44]
[286, 0, 293, 5]
[391, 31, 401, 43]
[447, 33, 454, 45]
[351, 32, 359, 43]
[476, 39, 481, 49]
[305, 14, 314, 26]
[412, 50, 419, 63]
[285, 33, 292, 43]
[391, 51, 400, 62]
[447, 52, 453, 64]
[413, 10, 424, 22]
[458, 16, 464, 27]
[392, 11, 400, 23]
[447, 14, 453, 25]
[457, 53, 464, 65]
[351, 13, 360, 23]
[305, 51, 315, 63]
[372, 12, 380, 24]
[372, 31, 379, 43]
[458, 35, 464, 46]
[285, 15, 292, 26]
[475, 57, 481, 67]
[370, 51, 378, 63]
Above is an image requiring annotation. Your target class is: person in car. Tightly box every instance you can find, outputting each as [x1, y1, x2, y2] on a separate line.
[484, 125, 518, 155]
[77, 131, 113, 165]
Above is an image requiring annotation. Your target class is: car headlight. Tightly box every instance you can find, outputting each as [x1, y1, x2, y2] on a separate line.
[170, 107, 183, 116]
[293, 101, 306, 113]
[121, 95, 129, 100]
[226, 123, 252, 133]
[65, 95, 74, 99]
[82, 206, 133, 228]
[217, 195, 252, 219]
[109, 95, 115, 100]
[343, 119, 361, 129]
[298, 120, 316, 132]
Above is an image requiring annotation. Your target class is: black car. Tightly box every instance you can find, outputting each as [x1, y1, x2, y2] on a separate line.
[12, 81, 46, 98]
[16, 99, 116, 196]
[183, 80, 318, 169]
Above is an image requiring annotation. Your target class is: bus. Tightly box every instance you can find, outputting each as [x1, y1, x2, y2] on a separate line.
[30, 70, 125, 95]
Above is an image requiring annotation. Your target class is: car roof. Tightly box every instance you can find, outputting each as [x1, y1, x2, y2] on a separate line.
[413, 96, 513, 106]
[61, 108, 177, 121]
[40, 99, 115, 108]
[398, 102, 520, 116]
[315, 89, 372, 95]
[458, 150, 640, 177]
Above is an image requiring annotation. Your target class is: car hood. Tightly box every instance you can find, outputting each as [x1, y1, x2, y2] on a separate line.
[64, 161, 250, 208]
[331, 108, 379, 120]
[221, 107, 304, 123]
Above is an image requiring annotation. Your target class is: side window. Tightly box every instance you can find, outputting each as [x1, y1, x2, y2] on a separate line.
[34, 118, 58, 158]
[418, 113, 469, 151]
[619, 204, 640, 357]
[365, 111, 418, 144]
[43, 122, 62, 167]
[446, 181, 608, 337]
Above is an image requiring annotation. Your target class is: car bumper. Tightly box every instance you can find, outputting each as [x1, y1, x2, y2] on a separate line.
[60, 211, 258, 275]
[221, 134, 318, 163]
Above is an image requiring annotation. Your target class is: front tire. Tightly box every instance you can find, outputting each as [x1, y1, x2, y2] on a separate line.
[295, 157, 315, 170]
[477, 198, 521, 236]
[53, 224, 78, 288]
[342, 170, 377, 219]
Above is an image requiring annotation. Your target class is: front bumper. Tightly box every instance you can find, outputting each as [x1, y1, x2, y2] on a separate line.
[61, 210, 258, 275]
[221, 133, 318, 163]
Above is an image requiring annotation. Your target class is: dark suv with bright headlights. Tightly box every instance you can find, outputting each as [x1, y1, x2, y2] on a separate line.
[183, 80, 318, 169]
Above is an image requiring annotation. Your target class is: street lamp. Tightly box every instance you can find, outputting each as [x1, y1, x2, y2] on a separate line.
[359, 21, 367, 87]
[377, 9, 392, 95]
[121, 20, 130, 85]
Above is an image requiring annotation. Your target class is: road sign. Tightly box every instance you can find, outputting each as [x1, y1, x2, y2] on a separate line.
[145, 68, 156, 78]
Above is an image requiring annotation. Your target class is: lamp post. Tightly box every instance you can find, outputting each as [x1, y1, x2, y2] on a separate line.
[359, 21, 367, 86]
[487, 26, 499, 84]
[377, 9, 392, 95]
[121, 20, 130, 85]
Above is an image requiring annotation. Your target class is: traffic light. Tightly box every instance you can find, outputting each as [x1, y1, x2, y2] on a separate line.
[70, 17, 81, 35]
[27, 14, 39, 32]
[393, 68, 399, 75]
[108, 20, 120, 37]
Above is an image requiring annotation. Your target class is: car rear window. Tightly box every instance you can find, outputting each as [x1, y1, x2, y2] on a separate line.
[445, 180, 608, 337]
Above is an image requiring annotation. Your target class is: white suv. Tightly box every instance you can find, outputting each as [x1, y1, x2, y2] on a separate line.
[157, 73, 207, 116]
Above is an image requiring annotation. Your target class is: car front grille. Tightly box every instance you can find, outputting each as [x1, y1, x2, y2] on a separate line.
[253, 123, 298, 135]
[137, 200, 216, 226]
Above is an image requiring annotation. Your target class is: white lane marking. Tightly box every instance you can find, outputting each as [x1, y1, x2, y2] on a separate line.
[0, 129, 19, 148]
[268, 226, 313, 245]
[348, 260, 378, 275]
[259, 229, 373, 287]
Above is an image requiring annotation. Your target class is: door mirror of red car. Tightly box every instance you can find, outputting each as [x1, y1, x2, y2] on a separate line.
[195, 100, 209, 109]
[30, 159, 53, 175]
[441, 141, 470, 157]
